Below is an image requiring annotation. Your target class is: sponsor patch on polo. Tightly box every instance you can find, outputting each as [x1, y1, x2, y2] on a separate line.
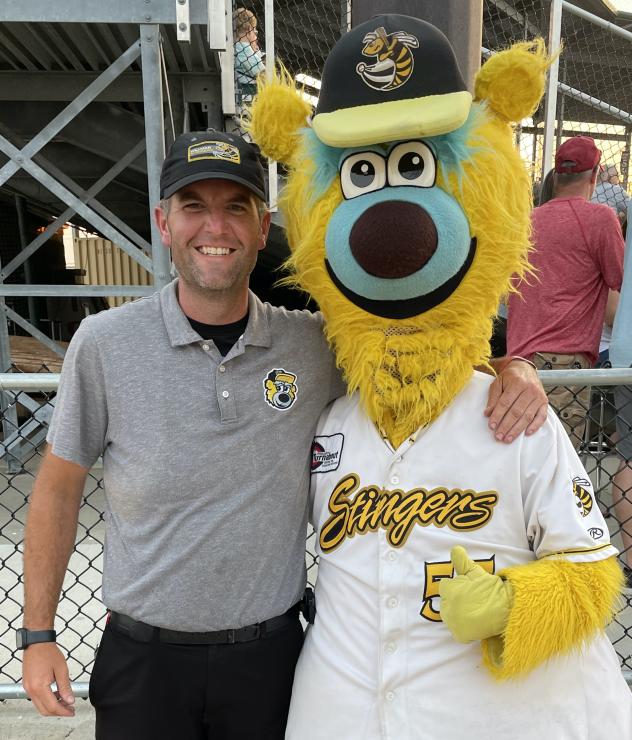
[311, 434, 344, 473]
[188, 140, 240, 164]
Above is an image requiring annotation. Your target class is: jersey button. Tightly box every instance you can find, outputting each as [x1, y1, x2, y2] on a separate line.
[222, 390, 230, 399]
[390, 476, 400, 485]
[202, 343, 210, 351]
[387, 551, 397, 562]
[386, 691, 395, 702]
[218, 365, 226, 373]
[387, 597, 398, 609]
[385, 642, 397, 654]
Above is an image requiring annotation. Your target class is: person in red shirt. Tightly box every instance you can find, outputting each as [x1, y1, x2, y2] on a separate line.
[507, 136, 624, 448]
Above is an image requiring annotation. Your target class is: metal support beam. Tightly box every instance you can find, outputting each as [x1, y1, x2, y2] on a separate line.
[1, 0, 209, 24]
[0, 135, 153, 273]
[562, 0, 632, 42]
[0, 248, 21, 472]
[14, 195, 38, 327]
[140, 25, 171, 289]
[264, 0, 278, 211]
[0, 285, 156, 297]
[0, 40, 142, 189]
[219, 0, 235, 116]
[1, 140, 145, 280]
[2, 305, 66, 358]
[208, 0, 227, 50]
[542, 0, 562, 179]
[176, 0, 192, 42]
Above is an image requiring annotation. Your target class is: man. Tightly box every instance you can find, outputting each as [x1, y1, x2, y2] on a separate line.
[508, 135, 625, 449]
[21, 130, 546, 739]
[592, 163, 630, 224]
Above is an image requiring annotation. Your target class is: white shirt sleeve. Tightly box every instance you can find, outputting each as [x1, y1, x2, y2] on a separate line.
[520, 408, 617, 563]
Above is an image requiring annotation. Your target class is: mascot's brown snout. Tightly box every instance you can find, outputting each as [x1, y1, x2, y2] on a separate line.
[349, 201, 438, 278]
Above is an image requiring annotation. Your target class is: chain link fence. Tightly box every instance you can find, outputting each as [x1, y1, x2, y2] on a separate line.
[0, 370, 631, 697]
[484, 0, 632, 205]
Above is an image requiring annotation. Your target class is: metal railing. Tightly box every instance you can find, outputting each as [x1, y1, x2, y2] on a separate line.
[0, 368, 630, 697]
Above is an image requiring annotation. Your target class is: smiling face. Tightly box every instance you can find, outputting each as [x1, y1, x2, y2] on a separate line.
[155, 179, 270, 319]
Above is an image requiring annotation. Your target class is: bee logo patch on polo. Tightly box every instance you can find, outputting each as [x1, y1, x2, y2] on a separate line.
[572, 476, 594, 518]
[188, 140, 241, 165]
[264, 369, 298, 411]
[356, 26, 419, 92]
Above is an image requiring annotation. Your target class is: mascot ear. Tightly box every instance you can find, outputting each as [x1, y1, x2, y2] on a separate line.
[474, 39, 556, 123]
[246, 64, 312, 166]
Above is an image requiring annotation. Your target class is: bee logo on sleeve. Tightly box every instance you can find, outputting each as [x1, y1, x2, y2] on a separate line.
[572, 476, 594, 518]
[263, 369, 298, 411]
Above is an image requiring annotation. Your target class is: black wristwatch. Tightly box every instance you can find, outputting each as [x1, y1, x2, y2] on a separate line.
[16, 628, 57, 650]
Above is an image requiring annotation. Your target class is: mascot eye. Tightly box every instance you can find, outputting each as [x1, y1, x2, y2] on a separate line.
[387, 142, 436, 188]
[340, 152, 386, 199]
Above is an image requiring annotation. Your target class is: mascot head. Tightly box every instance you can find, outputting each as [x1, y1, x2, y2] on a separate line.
[249, 14, 551, 447]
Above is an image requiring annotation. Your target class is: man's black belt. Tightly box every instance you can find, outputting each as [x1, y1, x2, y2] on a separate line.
[108, 602, 301, 645]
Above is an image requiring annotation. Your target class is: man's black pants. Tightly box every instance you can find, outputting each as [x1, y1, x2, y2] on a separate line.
[89, 617, 304, 739]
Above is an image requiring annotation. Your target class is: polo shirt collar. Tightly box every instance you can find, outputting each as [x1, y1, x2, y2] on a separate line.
[160, 279, 271, 348]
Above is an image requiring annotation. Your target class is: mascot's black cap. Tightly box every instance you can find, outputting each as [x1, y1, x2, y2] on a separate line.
[160, 130, 266, 200]
[313, 14, 471, 148]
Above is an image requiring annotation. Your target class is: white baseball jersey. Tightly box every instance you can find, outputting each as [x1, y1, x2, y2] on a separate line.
[286, 372, 632, 740]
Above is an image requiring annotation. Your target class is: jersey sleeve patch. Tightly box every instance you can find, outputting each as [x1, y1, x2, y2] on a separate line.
[311, 433, 344, 473]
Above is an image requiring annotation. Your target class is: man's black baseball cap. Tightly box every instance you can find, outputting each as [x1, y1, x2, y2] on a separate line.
[160, 130, 266, 200]
[312, 14, 471, 148]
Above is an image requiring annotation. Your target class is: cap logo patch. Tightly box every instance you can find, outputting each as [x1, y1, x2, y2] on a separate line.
[263, 368, 298, 411]
[188, 140, 241, 165]
[356, 26, 419, 92]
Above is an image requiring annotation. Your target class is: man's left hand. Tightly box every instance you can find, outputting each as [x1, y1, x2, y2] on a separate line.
[485, 359, 548, 443]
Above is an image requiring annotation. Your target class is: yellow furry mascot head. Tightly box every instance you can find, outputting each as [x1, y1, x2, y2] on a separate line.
[249, 14, 551, 447]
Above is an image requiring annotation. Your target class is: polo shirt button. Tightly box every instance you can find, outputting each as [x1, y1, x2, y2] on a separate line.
[387, 597, 398, 609]
[222, 390, 230, 398]
[386, 691, 395, 702]
[219, 365, 226, 373]
[202, 343, 210, 351]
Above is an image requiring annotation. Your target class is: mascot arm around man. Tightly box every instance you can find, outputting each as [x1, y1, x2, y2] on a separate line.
[249, 15, 631, 740]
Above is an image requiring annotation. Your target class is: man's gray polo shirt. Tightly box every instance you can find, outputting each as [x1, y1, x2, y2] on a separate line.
[48, 280, 343, 631]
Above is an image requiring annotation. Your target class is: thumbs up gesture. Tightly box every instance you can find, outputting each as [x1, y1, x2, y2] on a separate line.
[439, 546, 513, 643]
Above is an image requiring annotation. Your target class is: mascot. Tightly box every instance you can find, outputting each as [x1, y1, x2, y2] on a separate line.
[249, 14, 632, 740]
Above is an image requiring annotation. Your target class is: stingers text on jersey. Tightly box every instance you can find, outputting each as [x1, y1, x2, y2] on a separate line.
[320, 473, 499, 552]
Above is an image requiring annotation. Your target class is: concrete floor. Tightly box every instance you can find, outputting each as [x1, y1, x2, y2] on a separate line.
[0, 700, 95, 740]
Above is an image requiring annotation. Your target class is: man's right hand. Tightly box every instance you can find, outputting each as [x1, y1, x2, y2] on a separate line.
[22, 643, 75, 716]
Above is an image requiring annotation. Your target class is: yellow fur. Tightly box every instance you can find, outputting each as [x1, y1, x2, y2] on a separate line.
[278, 106, 533, 447]
[248, 42, 552, 447]
[475, 39, 555, 122]
[245, 65, 311, 166]
[481, 557, 624, 679]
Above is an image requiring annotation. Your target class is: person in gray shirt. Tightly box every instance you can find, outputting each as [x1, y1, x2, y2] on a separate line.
[591, 164, 630, 224]
[20, 130, 548, 739]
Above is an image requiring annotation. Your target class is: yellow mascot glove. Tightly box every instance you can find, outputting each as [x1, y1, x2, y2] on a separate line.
[439, 546, 514, 643]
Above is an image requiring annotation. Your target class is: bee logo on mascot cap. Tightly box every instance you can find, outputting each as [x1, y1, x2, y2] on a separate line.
[356, 26, 419, 92]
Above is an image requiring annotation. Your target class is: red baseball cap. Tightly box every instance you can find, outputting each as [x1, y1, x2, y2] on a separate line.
[554, 136, 601, 174]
